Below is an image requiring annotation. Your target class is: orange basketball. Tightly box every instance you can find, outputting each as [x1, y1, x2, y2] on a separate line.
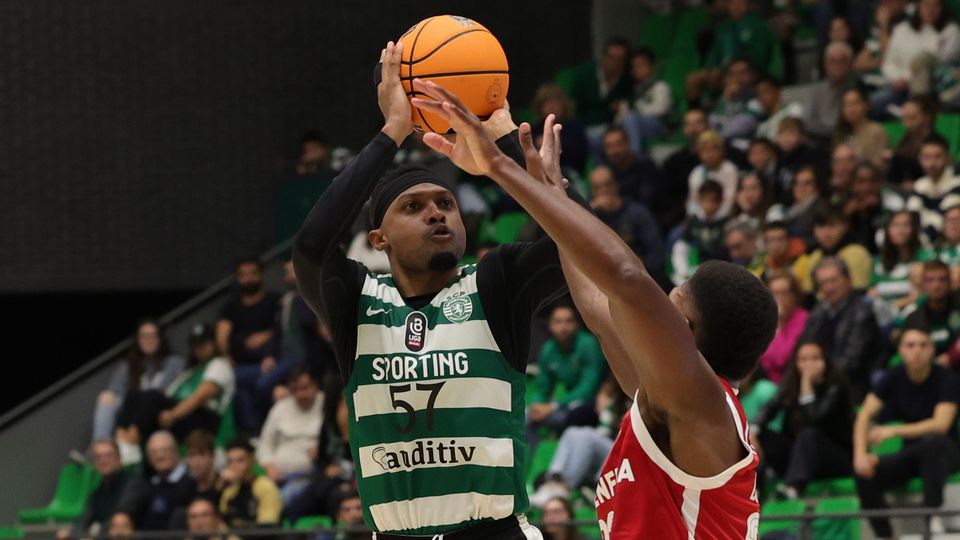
[399, 15, 509, 134]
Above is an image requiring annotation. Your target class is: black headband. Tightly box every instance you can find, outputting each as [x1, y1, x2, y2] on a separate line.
[369, 166, 455, 229]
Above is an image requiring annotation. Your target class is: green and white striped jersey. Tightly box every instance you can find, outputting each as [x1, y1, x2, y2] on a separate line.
[344, 265, 528, 535]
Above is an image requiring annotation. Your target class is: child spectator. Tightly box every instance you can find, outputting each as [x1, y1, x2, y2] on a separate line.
[774, 118, 828, 205]
[869, 211, 924, 325]
[761, 221, 806, 278]
[619, 47, 672, 155]
[257, 365, 322, 509]
[219, 439, 282, 529]
[671, 180, 729, 285]
[730, 172, 773, 230]
[527, 305, 606, 449]
[794, 204, 873, 293]
[906, 135, 960, 237]
[833, 88, 889, 169]
[746, 138, 781, 195]
[854, 326, 960, 539]
[92, 320, 185, 443]
[760, 271, 810, 383]
[752, 341, 855, 498]
[687, 131, 739, 218]
[755, 76, 804, 140]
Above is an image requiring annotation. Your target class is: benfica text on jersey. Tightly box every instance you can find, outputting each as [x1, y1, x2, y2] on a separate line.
[594, 379, 760, 539]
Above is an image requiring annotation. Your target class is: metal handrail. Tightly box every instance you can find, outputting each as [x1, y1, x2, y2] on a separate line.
[0, 238, 295, 432]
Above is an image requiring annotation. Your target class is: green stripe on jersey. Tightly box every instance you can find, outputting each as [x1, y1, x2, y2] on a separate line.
[346, 266, 528, 535]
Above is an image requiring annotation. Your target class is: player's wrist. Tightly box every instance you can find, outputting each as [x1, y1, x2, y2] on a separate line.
[381, 123, 411, 147]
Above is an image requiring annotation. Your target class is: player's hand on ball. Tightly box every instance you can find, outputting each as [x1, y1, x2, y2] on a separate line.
[413, 79, 505, 177]
[378, 41, 413, 145]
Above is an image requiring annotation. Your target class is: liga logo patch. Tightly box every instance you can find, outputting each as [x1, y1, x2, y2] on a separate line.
[405, 312, 427, 352]
[442, 294, 473, 323]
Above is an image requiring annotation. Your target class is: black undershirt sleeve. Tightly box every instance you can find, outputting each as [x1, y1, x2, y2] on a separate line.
[293, 132, 399, 380]
[477, 185, 591, 372]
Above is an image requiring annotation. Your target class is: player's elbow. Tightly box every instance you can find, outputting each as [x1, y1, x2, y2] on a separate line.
[610, 261, 654, 300]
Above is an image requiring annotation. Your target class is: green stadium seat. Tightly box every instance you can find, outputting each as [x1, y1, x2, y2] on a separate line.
[805, 476, 857, 497]
[670, 7, 708, 55]
[812, 497, 861, 540]
[935, 113, 960, 158]
[638, 13, 678, 62]
[18, 463, 99, 524]
[0, 527, 23, 540]
[490, 212, 529, 244]
[294, 515, 333, 530]
[554, 67, 577, 97]
[526, 439, 559, 492]
[759, 499, 806, 537]
[883, 121, 907, 147]
[663, 51, 700, 114]
[574, 505, 600, 539]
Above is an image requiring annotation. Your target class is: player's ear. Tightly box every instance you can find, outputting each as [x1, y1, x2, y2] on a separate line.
[369, 229, 389, 252]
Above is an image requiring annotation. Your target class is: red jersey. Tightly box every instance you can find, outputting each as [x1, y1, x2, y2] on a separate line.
[594, 379, 760, 539]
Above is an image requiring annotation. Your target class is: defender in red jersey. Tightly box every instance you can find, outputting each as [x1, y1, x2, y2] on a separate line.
[410, 79, 778, 539]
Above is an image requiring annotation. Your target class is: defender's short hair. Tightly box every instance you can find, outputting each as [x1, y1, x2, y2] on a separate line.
[687, 261, 778, 381]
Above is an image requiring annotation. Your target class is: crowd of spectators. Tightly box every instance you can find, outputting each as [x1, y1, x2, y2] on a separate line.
[46, 0, 960, 538]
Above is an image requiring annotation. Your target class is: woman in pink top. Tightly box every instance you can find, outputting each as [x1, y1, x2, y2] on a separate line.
[761, 271, 810, 382]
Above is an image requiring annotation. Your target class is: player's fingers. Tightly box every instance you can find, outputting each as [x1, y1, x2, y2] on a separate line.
[553, 124, 563, 156]
[441, 101, 480, 134]
[410, 97, 444, 114]
[422, 80, 470, 113]
[540, 113, 556, 159]
[422, 132, 455, 157]
[519, 123, 546, 182]
[412, 78, 444, 102]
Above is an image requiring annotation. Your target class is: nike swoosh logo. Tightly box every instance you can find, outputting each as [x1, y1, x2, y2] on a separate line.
[366, 306, 391, 317]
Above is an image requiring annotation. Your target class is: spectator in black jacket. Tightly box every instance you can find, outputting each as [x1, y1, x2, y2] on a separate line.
[659, 108, 710, 232]
[216, 257, 281, 432]
[854, 326, 960, 539]
[57, 440, 134, 540]
[801, 257, 882, 399]
[750, 341, 855, 498]
[590, 166, 664, 283]
[601, 127, 662, 209]
[120, 431, 196, 531]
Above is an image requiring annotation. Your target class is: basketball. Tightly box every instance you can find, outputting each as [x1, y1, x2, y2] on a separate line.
[399, 15, 509, 133]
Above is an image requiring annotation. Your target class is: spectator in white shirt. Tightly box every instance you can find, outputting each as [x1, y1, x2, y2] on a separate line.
[871, 0, 960, 117]
[620, 47, 672, 155]
[688, 130, 741, 218]
[257, 365, 323, 508]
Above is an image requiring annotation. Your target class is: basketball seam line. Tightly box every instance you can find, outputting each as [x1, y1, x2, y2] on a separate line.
[400, 70, 509, 81]
[400, 29, 490, 66]
[408, 17, 438, 134]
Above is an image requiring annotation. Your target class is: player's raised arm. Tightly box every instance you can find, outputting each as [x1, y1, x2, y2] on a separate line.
[413, 79, 717, 414]
[292, 41, 412, 313]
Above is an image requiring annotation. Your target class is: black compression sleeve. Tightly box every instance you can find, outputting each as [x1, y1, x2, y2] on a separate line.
[293, 131, 400, 379]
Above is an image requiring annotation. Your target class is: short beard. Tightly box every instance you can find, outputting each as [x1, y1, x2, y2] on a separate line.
[427, 251, 458, 272]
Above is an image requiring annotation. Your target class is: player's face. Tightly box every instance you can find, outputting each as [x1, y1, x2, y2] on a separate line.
[374, 185, 466, 274]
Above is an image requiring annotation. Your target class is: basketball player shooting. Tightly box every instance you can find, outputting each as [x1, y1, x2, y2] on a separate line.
[414, 79, 778, 539]
[292, 40, 585, 539]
